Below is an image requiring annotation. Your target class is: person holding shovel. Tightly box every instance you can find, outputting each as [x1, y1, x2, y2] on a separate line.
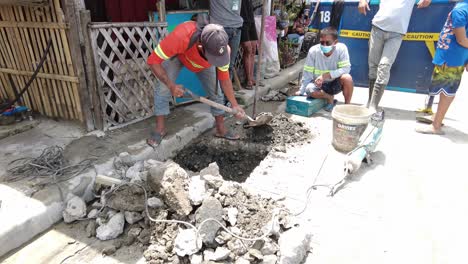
[146, 22, 245, 147]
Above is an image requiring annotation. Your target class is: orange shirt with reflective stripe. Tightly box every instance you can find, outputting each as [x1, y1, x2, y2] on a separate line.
[147, 21, 230, 81]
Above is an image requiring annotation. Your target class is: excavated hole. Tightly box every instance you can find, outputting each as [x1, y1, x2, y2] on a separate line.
[173, 139, 270, 183]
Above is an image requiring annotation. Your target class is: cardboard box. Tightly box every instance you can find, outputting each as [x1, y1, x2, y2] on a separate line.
[286, 96, 326, 117]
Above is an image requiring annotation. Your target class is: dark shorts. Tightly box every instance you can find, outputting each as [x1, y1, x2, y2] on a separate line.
[429, 65, 464, 97]
[241, 23, 258, 42]
[319, 79, 343, 95]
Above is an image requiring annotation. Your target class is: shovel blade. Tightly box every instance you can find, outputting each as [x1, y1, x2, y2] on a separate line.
[245, 112, 274, 127]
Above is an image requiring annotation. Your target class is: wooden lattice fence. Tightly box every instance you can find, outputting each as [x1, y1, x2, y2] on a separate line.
[88, 22, 168, 130]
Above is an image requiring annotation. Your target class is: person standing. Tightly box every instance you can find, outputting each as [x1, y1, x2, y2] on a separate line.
[416, 0, 468, 135]
[210, 0, 243, 79]
[240, 0, 258, 89]
[358, 0, 431, 113]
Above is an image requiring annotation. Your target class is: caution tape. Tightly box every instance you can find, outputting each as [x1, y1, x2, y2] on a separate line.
[307, 28, 439, 58]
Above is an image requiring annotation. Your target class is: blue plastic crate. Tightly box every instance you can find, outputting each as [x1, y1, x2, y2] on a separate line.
[286, 96, 326, 117]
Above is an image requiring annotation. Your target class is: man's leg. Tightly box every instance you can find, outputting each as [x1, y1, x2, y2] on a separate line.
[432, 93, 455, 130]
[225, 27, 242, 78]
[369, 31, 403, 111]
[308, 82, 334, 103]
[242, 41, 256, 88]
[150, 58, 183, 145]
[339, 73, 354, 104]
[367, 26, 385, 106]
[196, 67, 237, 138]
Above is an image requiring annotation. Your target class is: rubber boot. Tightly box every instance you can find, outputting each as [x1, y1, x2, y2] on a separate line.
[366, 79, 376, 108]
[369, 82, 385, 112]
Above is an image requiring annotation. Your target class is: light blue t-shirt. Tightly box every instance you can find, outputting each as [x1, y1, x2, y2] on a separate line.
[372, 0, 415, 35]
[433, 1, 468, 67]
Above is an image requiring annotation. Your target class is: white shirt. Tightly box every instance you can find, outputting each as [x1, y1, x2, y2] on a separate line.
[372, 0, 415, 34]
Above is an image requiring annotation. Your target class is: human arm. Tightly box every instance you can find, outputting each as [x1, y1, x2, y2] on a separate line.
[219, 79, 245, 118]
[417, 0, 431, 9]
[358, 0, 370, 15]
[299, 50, 317, 93]
[149, 64, 184, 97]
[451, 8, 468, 48]
[329, 45, 351, 79]
[454, 27, 468, 48]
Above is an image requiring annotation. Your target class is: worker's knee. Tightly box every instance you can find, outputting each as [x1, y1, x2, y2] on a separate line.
[340, 74, 354, 86]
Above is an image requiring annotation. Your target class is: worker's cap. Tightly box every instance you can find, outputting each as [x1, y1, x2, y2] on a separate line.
[201, 24, 230, 67]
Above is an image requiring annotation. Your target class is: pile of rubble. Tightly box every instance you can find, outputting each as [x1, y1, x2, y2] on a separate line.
[62, 154, 313, 264]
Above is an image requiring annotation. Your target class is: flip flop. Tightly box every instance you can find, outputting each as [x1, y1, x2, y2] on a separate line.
[416, 115, 444, 126]
[146, 131, 166, 148]
[215, 130, 240, 140]
[415, 125, 444, 135]
[244, 84, 254, 90]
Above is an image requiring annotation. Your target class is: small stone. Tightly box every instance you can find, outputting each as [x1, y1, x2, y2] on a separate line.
[261, 241, 279, 255]
[102, 245, 117, 256]
[128, 227, 142, 237]
[130, 175, 143, 183]
[124, 235, 136, 246]
[138, 229, 151, 245]
[249, 248, 264, 260]
[218, 182, 238, 196]
[87, 208, 99, 219]
[124, 211, 143, 224]
[227, 239, 247, 256]
[201, 175, 224, 189]
[261, 255, 278, 264]
[188, 176, 207, 206]
[215, 231, 232, 245]
[226, 207, 238, 226]
[106, 209, 118, 219]
[190, 253, 203, 264]
[262, 218, 281, 237]
[147, 197, 164, 208]
[200, 162, 221, 177]
[174, 228, 202, 257]
[63, 196, 87, 223]
[204, 247, 231, 261]
[235, 257, 250, 264]
[96, 213, 125, 240]
[140, 170, 149, 182]
[85, 220, 97, 238]
[119, 152, 135, 167]
[113, 239, 123, 249]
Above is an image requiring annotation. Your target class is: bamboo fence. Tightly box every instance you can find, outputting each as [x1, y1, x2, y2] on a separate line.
[0, 0, 83, 121]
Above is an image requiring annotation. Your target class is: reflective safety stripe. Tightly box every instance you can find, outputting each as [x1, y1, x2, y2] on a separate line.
[338, 60, 351, 68]
[304, 65, 315, 72]
[186, 57, 204, 69]
[313, 69, 330, 74]
[217, 64, 229, 72]
[155, 45, 169, 60]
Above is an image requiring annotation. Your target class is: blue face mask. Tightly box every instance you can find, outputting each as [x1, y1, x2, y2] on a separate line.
[320, 45, 333, 54]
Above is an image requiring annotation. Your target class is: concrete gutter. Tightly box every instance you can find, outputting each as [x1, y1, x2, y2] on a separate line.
[0, 61, 304, 257]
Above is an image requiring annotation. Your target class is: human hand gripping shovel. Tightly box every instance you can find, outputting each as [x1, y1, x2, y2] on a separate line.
[183, 89, 273, 128]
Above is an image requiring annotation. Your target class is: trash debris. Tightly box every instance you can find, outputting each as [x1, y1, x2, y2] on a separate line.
[96, 212, 125, 241]
[62, 196, 87, 223]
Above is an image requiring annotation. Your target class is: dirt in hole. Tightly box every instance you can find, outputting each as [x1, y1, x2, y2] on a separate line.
[173, 144, 269, 182]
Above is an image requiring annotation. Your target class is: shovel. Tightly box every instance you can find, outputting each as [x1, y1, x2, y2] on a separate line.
[183, 89, 273, 127]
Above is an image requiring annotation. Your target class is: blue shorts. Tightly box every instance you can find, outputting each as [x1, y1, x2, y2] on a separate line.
[429, 65, 464, 97]
[311, 79, 342, 96]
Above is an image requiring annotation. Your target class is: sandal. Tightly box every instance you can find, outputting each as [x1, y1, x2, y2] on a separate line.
[415, 125, 444, 135]
[215, 130, 240, 140]
[147, 131, 166, 148]
[244, 84, 254, 90]
[416, 115, 444, 126]
[324, 99, 338, 112]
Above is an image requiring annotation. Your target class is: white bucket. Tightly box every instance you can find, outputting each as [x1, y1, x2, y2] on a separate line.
[331, 105, 372, 152]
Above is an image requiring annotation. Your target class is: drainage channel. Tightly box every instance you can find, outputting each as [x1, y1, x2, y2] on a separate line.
[174, 113, 312, 183]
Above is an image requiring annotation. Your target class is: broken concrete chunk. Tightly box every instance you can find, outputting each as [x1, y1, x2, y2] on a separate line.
[96, 212, 125, 240]
[201, 175, 224, 189]
[119, 152, 135, 167]
[102, 245, 117, 256]
[261, 241, 279, 255]
[188, 176, 207, 206]
[215, 231, 232, 245]
[87, 208, 99, 219]
[204, 247, 231, 261]
[125, 161, 143, 179]
[262, 218, 281, 237]
[63, 196, 87, 223]
[144, 159, 163, 170]
[106, 185, 145, 212]
[139, 170, 149, 182]
[219, 182, 239, 196]
[227, 239, 247, 256]
[195, 197, 224, 247]
[190, 253, 203, 264]
[138, 229, 151, 245]
[278, 226, 312, 264]
[226, 207, 238, 226]
[261, 255, 278, 264]
[200, 162, 221, 177]
[248, 248, 264, 260]
[124, 211, 143, 224]
[130, 175, 143, 183]
[174, 228, 202, 257]
[147, 197, 164, 209]
[106, 209, 118, 219]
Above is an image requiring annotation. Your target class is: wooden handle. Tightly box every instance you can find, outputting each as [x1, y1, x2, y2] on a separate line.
[198, 97, 237, 114]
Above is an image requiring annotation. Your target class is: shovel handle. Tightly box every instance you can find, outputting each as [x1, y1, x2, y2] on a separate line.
[184, 88, 237, 114]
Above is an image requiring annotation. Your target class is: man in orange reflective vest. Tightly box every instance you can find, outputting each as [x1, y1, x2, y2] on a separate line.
[147, 22, 246, 147]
